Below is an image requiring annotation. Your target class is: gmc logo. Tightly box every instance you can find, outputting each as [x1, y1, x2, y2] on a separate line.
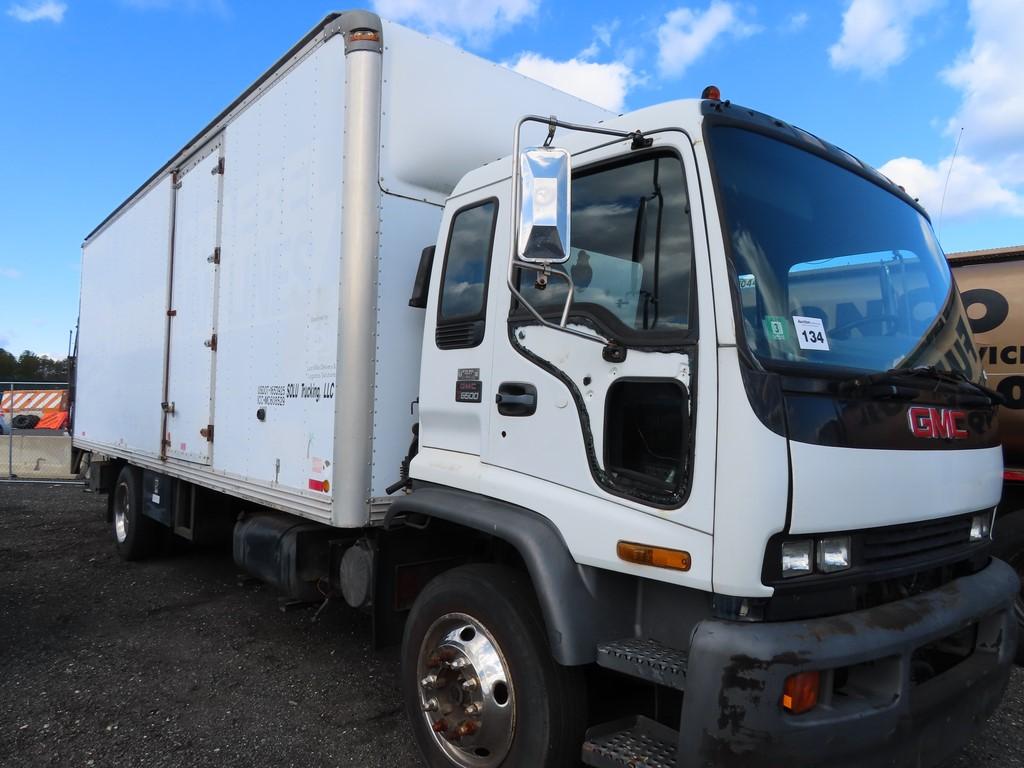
[907, 407, 969, 440]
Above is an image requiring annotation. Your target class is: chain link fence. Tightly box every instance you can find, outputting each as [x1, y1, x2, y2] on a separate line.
[1, 381, 76, 480]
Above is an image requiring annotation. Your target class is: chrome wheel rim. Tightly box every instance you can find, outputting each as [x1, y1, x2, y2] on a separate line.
[417, 612, 515, 767]
[114, 481, 129, 544]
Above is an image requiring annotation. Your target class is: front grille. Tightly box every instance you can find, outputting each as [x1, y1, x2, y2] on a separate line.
[861, 514, 974, 567]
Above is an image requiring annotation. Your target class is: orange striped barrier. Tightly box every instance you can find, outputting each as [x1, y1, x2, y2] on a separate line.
[1, 389, 68, 415]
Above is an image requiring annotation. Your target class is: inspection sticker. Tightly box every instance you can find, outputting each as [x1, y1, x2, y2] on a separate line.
[793, 315, 830, 351]
[763, 315, 788, 341]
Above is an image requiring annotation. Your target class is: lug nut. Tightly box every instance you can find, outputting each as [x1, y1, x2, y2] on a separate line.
[464, 703, 482, 716]
[422, 698, 439, 712]
[432, 719, 449, 734]
[421, 674, 439, 689]
[456, 720, 479, 738]
[450, 658, 468, 670]
[461, 677, 479, 691]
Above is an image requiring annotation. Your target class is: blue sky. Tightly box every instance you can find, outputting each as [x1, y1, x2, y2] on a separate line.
[0, 0, 1021, 358]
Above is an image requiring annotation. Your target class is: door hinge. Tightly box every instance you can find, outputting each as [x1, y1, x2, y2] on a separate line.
[172, 170, 182, 189]
[200, 424, 214, 442]
[212, 157, 225, 175]
[207, 246, 221, 264]
[167, 309, 177, 317]
[161, 401, 176, 414]
[204, 333, 218, 351]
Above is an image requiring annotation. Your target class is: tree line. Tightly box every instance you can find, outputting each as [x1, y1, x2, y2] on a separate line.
[0, 349, 69, 383]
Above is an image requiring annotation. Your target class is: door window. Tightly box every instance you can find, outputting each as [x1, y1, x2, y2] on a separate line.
[436, 199, 498, 349]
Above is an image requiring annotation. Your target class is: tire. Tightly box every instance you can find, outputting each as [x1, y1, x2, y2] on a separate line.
[993, 511, 1024, 666]
[401, 564, 586, 768]
[12, 414, 39, 429]
[112, 465, 159, 561]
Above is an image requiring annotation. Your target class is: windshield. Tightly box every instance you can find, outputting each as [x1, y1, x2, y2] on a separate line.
[709, 126, 980, 381]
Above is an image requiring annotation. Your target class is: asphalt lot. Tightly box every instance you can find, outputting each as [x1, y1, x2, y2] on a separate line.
[0, 482, 1022, 767]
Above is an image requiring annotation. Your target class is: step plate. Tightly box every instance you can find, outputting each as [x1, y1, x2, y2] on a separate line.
[596, 638, 688, 690]
[582, 715, 679, 768]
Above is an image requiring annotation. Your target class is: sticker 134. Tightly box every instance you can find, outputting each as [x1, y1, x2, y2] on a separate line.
[793, 315, 830, 351]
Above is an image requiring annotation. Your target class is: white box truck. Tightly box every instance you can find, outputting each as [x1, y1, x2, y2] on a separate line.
[74, 11, 1019, 768]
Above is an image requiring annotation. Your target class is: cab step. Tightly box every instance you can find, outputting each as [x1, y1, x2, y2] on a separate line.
[581, 715, 679, 768]
[596, 638, 689, 690]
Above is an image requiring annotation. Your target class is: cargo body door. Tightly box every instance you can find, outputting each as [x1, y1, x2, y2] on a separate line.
[163, 140, 224, 464]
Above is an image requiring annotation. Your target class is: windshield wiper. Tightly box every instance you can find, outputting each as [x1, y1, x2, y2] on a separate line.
[840, 365, 1004, 405]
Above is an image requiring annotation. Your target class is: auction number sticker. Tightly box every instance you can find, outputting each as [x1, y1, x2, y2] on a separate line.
[793, 315, 830, 351]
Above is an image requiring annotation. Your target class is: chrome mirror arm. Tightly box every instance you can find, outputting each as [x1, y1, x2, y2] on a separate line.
[509, 114, 640, 347]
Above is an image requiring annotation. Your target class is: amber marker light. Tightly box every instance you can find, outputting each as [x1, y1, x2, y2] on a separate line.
[781, 671, 820, 715]
[616, 541, 691, 571]
[701, 85, 721, 100]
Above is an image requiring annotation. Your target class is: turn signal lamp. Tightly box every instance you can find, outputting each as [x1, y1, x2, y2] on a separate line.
[701, 85, 721, 100]
[617, 541, 691, 571]
[781, 671, 820, 715]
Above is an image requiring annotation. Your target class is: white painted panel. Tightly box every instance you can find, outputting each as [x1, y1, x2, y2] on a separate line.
[412, 447, 715, 592]
[371, 194, 442, 498]
[711, 349, 788, 597]
[379, 21, 613, 204]
[76, 176, 172, 457]
[165, 145, 221, 464]
[479, 133, 719, 535]
[789, 442, 1002, 534]
[416, 197, 497, 458]
[213, 36, 345, 500]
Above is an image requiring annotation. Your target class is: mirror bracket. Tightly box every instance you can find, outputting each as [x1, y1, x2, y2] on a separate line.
[630, 132, 654, 150]
[509, 114, 656, 348]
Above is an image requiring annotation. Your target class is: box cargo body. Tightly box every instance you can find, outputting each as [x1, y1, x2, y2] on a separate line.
[75, 11, 611, 527]
[948, 245, 1024, 471]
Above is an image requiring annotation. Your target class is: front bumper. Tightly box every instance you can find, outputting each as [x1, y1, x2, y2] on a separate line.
[679, 558, 1019, 768]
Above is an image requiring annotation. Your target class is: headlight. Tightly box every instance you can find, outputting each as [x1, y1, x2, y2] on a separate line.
[781, 540, 813, 578]
[816, 536, 851, 573]
[970, 511, 993, 541]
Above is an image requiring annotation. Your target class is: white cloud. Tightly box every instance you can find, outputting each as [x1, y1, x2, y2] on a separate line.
[879, 0, 1024, 223]
[509, 53, 632, 112]
[6, 1, 66, 22]
[657, 2, 760, 79]
[941, 0, 1024, 156]
[372, 0, 537, 46]
[828, 0, 939, 77]
[0, 267, 21, 279]
[880, 155, 1024, 220]
[580, 20, 620, 60]
[784, 11, 809, 32]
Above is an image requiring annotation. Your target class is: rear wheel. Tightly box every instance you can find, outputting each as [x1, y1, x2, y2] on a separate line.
[402, 564, 586, 768]
[112, 465, 159, 560]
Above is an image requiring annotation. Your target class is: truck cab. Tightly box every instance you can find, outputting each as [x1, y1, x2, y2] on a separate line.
[396, 96, 1019, 767]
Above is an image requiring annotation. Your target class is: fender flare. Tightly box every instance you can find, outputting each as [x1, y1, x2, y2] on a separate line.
[385, 485, 630, 665]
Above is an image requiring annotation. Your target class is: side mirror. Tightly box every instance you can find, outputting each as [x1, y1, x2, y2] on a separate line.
[517, 147, 571, 264]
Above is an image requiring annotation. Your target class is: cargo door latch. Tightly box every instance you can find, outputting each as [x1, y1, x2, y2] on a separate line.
[200, 424, 214, 442]
[204, 334, 218, 351]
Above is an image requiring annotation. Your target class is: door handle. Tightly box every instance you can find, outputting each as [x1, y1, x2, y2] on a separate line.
[496, 382, 537, 417]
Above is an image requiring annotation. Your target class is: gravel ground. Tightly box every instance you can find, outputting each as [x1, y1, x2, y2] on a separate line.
[0, 482, 1021, 767]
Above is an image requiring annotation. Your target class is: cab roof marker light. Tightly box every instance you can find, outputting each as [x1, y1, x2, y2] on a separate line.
[617, 541, 691, 572]
[701, 85, 721, 100]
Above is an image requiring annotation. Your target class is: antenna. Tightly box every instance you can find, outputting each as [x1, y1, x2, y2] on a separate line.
[937, 127, 964, 237]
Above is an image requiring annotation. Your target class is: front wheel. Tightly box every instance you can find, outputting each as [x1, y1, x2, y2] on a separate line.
[992, 511, 1024, 665]
[401, 564, 586, 768]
